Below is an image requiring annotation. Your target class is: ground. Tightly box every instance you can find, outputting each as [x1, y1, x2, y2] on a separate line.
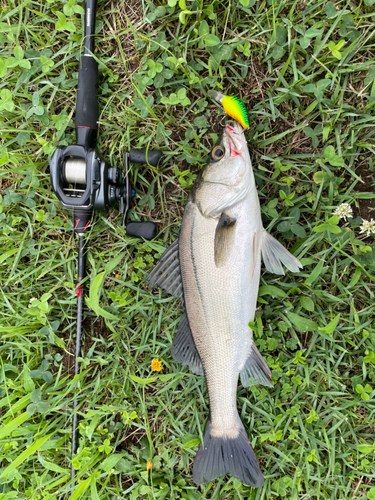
[0, 0, 375, 499]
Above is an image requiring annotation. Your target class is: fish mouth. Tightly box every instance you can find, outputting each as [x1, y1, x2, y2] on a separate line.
[225, 123, 244, 157]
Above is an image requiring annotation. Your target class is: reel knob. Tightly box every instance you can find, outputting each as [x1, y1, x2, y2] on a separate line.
[129, 149, 162, 167]
[126, 221, 158, 240]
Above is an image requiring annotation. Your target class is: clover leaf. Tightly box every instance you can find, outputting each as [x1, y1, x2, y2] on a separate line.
[325, 1, 339, 18]
[304, 124, 322, 147]
[237, 42, 251, 57]
[160, 89, 190, 107]
[356, 384, 372, 400]
[0, 89, 15, 112]
[55, 12, 76, 32]
[27, 388, 51, 415]
[40, 55, 54, 73]
[147, 60, 163, 78]
[302, 79, 331, 101]
[327, 40, 345, 59]
[323, 145, 344, 166]
[313, 215, 341, 234]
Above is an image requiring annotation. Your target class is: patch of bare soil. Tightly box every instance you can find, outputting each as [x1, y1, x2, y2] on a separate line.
[101, 0, 144, 76]
[0, 173, 18, 194]
[354, 157, 375, 221]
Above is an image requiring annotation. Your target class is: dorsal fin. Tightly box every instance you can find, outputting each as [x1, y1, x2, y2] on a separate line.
[147, 238, 183, 299]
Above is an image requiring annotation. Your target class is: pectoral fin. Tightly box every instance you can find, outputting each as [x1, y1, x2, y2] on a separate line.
[214, 213, 236, 267]
[261, 231, 302, 275]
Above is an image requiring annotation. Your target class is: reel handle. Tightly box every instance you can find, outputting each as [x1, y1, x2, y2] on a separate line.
[122, 149, 162, 239]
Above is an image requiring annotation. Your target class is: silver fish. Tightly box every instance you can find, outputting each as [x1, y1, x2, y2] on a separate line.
[148, 120, 302, 487]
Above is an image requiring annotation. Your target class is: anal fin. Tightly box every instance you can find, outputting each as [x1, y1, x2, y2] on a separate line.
[171, 313, 204, 376]
[240, 342, 273, 388]
[261, 231, 302, 275]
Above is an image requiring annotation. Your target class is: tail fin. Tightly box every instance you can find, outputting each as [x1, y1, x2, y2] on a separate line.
[192, 419, 264, 487]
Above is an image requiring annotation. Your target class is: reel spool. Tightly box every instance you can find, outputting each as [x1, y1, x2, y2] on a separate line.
[64, 159, 86, 185]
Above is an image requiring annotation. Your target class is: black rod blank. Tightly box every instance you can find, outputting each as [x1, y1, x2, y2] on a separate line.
[70, 234, 87, 482]
[83, 0, 97, 55]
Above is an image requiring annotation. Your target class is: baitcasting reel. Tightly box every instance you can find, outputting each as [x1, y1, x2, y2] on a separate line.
[50, 145, 161, 239]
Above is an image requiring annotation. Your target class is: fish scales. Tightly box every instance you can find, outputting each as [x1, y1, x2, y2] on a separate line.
[180, 199, 260, 437]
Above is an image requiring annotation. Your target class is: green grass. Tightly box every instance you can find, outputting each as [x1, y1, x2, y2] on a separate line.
[1, 0, 375, 498]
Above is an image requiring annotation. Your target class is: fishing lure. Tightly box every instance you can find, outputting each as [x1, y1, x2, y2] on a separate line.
[208, 90, 249, 129]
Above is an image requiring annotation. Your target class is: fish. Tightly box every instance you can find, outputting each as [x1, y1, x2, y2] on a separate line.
[148, 120, 302, 487]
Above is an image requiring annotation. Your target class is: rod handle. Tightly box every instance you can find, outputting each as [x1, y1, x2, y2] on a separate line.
[75, 56, 99, 139]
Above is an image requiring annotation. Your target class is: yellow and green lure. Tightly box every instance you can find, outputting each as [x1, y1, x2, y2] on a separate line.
[208, 90, 249, 129]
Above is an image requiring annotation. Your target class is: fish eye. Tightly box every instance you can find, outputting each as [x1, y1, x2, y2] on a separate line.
[211, 146, 225, 161]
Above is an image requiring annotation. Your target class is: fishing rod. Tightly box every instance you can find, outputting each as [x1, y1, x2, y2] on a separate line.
[49, 0, 161, 484]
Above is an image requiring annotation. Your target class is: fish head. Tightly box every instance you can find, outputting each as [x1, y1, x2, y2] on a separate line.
[202, 120, 253, 187]
[193, 121, 254, 218]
